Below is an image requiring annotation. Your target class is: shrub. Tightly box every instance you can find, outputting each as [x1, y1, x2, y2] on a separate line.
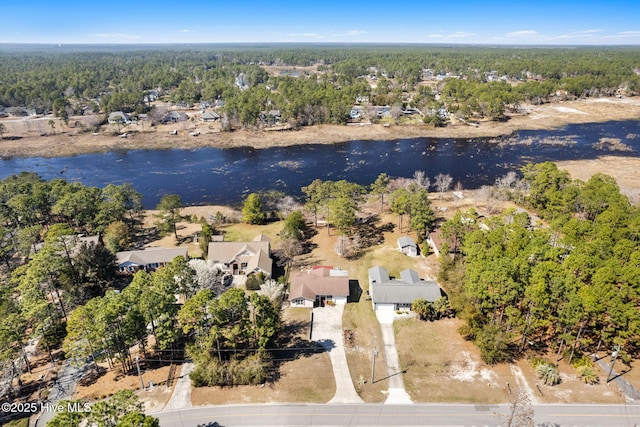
[475, 323, 511, 364]
[536, 362, 561, 386]
[573, 356, 599, 385]
[576, 365, 599, 385]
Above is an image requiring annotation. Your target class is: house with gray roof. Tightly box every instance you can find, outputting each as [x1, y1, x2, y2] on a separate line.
[207, 234, 272, 284]
[397, 236, 418, 257]
[200, 111, 220, 122]
[368, 266, 443, 312]
[108, 111, 131, 124]
[116, 247, 188, 273]
[289, 266, 350, 308]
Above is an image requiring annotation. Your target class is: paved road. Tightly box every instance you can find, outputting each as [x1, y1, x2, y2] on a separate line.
[376, 312, 412, 404]
[152, 402, 640, 426]
[311, 305, 364, 404]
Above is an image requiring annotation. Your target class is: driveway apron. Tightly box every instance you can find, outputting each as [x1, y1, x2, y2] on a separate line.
[376, 312, 413, 404]
[311, 305, 364, 404]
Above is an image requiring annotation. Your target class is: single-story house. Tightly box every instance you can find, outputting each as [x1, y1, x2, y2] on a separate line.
[33, 234, 101, 257]
[368, 266, 443, 312]
[116, 247, 188, 273]
[289, 266, 350, 308]
[108, 111, 131, 124]
[200, 111, 220, 122]
[161, 111, 189, 124]
[207, 234, 272, 283]
[397, 236, 418, 257]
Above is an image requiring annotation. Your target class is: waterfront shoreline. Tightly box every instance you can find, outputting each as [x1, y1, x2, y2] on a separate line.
[1, 97, 639, 159]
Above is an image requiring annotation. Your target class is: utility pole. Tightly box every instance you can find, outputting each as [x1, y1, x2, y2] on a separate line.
[607, 345, 621, 383]
[135, 356, 145, 391]
[371, 347, 378, 384]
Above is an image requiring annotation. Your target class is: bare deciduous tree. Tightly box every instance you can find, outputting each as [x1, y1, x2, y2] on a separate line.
[498, 387, 535, 427]
[434, 173, 453, 199]
[412, 170, 430, 190]
[277, 195, 302, 218]
[477, 185, 495, 214]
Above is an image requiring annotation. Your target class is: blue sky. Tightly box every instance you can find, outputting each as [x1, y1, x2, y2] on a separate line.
[3, 0, 640, 45]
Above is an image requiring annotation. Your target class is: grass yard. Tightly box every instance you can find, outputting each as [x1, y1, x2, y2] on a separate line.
[394, 317, 627, 404]
[395, 317, 515, 403]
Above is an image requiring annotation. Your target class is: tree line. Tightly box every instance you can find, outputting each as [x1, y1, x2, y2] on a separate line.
[439, 162, 640, 376]
[1, 46, 639, 128]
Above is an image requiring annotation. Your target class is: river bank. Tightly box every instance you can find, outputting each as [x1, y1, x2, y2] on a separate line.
[1, 97, 640, 158]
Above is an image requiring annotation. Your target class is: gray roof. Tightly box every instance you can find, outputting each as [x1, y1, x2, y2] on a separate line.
[108, 111, 130, 123]
[369, 266, 443, 305]
[116, 247, 188, 267]
[398, 236, 416, 249]
[201, 111, 220, 121]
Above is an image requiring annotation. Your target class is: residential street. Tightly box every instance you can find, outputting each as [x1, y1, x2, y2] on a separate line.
[153, 402, 640, 426]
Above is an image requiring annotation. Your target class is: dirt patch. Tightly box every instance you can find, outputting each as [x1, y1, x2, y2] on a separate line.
[73, 362, 177, 403]
[2, 97, 640, 158]
[556, 156, 640, 203]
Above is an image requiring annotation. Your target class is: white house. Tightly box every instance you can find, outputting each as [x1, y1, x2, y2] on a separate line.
[368, 266, 443, 312]
[116, 247, 188, 273]
[397, 236, 418, 257]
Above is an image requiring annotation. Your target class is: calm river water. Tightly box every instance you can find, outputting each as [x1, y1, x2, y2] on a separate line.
[1, 120, 639, 207]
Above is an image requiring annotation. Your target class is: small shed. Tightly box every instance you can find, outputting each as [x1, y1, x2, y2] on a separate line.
[398, 236, 418, 257]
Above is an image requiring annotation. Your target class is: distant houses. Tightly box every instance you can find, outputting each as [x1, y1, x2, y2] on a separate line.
[116, 247, 188, 273]
[108, 111, 131, 124]
[200, 111, 220, 122]
[289, 266, 350, 308]
[368, 266, 443, 312]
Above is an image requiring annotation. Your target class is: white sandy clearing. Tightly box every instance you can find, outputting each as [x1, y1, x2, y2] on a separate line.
[552, 106, 589, 114]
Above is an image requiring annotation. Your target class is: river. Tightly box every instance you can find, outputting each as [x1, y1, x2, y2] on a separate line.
[1, 120, 639, 207]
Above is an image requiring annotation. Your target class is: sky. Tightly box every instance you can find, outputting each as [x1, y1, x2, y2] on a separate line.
[3, 0, 640, 45]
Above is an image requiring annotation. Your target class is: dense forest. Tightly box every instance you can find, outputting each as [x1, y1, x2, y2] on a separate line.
[1, 45, 640, 127]
[439, 162, 640, 378]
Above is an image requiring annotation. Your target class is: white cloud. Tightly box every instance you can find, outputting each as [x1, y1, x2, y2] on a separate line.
[573, 29, 604, 34]
[288, 33, 324, 38]
[331, 30, 367, 37]
[427, 31, 475, 40]
[506, 30, 538, 37]
[179, 29, 193, 33]
[92, 33, 141, 40]
[617, 30, 640, 36]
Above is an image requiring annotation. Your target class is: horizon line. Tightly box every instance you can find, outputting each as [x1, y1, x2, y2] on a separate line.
[2, 41, 640, 48]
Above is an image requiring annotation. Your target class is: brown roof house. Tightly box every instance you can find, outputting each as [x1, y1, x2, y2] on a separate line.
[368, 266, 443, 312]
[207, 234, 273, 285]
[116, 247, 188, 273]
[289, 266, 350, 308]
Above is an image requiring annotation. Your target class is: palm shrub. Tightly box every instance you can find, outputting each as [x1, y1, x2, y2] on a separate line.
[573, 356, 599, 385]
[536, 362, 561, 386]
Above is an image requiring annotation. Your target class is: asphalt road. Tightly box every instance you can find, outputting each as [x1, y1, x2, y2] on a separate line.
[153, 403, 640, 426]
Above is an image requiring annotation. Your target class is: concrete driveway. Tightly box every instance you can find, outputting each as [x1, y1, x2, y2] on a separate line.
[311, 305, 364, 404]
[163, 362, 194, 410]
[376, 311, 413, 404]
